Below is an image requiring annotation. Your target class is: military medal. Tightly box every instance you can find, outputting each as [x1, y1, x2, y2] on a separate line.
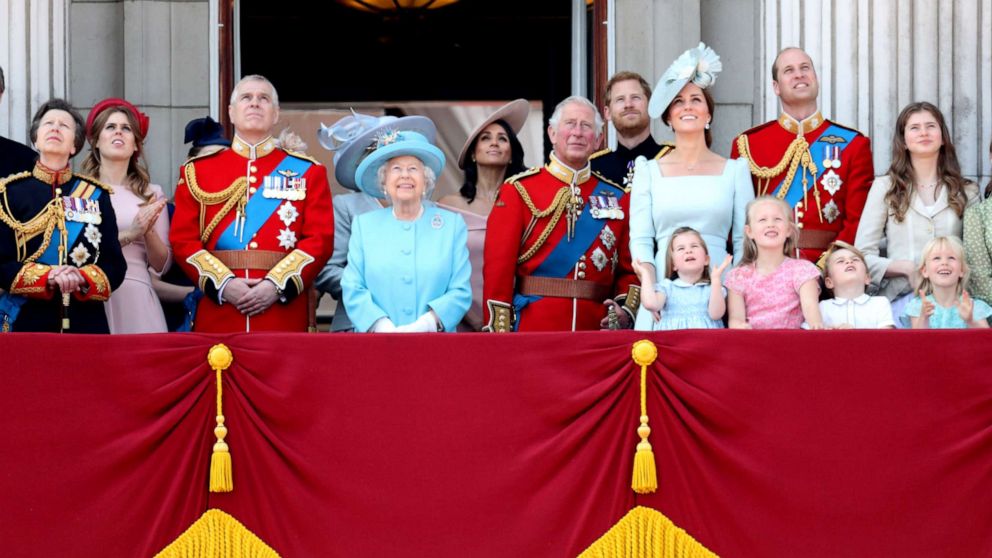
[591, 247, 608, 271]
[62, 197, 102, 224]
[822, 169, 843, 196]
[84, 223, 102, 249]
[623, 160, 636, 187]
[822, 200, 840, 223]
[277, 202, 299, 226]
[264, 171, 308, 201]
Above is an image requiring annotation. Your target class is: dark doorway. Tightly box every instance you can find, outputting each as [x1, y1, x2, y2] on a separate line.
[239, 0, 573, 114]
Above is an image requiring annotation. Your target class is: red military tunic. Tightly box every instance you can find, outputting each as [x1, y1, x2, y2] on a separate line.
[171, 135, 333, 332]
[483, 155, 638, 332]
[731, 111, 874, 262]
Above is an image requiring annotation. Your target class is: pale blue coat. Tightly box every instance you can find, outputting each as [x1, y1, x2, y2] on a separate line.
[342, 205, 471, 332]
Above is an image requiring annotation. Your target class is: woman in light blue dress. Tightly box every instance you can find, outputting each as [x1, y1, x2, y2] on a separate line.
[629, 43, 753, 330]
[339, 122, 471, 333]
[315, 112, 438, 332]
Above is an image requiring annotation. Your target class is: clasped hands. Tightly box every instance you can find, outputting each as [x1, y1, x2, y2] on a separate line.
[222, 277, 281, 317]
[47, 265, 85, 294]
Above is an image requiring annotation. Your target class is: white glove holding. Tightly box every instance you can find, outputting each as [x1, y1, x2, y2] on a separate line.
[371, 317, 397, 333]
[395, 311, 439, 333]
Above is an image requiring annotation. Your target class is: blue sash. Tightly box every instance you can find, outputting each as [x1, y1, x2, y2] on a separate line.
[2, 177, 100, 330]
[513, 180, 625, 329]
[772, 124, 858, 208]
[216, 155, 312, 250]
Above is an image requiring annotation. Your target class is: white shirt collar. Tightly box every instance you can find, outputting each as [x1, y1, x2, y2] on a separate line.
[828, 293, 871, 305]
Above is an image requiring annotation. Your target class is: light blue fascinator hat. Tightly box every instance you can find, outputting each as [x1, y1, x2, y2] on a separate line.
[648, 42, 723, 119]
[353, 129, 446, 200]
[317, 110, 436, 191]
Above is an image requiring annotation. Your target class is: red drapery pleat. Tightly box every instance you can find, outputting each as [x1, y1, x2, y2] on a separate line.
[1, 331, 990, 557]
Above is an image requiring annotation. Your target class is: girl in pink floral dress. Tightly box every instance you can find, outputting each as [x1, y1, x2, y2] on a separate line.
[725, 196, 824, 329]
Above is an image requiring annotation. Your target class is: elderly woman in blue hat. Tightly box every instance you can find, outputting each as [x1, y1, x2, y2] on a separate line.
[339, 122, 471, 333]
[315, 112, 435, 332]
[628, 42, 753, 330]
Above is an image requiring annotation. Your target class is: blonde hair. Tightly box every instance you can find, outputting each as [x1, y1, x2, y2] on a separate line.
[664, 226, 712, 282]
[738, 196, 798, 266]
[917, 236, 969, 296]
[821, 240, 867, 281]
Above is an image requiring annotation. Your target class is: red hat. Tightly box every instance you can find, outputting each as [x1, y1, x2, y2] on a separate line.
[86, 98, 150, 138]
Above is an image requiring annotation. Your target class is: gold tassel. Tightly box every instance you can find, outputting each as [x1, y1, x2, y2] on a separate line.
[578, 506, 718, 558]
[208, 344, 234, 493]
[154, 508, 281, 558]
[631, 340, 658, 494]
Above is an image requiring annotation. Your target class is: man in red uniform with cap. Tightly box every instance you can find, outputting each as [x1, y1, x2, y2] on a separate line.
[482, 96, 638, 332]
[170, 75, 333, 332]
[731, 47, 874, 263]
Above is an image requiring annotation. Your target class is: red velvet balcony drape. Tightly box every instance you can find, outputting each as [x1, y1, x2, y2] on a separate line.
[1, 330, 990, 557]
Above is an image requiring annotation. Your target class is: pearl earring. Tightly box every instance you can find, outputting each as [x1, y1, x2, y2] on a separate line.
[705, 122, 711, 130]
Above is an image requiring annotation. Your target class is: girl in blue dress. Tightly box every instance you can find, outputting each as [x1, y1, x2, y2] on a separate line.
[635, 226, 731, 330]
[904, 236, 991, 328]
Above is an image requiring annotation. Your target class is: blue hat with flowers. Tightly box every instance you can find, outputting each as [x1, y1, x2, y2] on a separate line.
[648, 42, 723, 119]
[353, 129, 445, 199]
[318, 110, 437, 192]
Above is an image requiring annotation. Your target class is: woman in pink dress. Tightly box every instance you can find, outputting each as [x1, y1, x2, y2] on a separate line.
[82, 98, 171, 333]
[438, 99, 529, 330]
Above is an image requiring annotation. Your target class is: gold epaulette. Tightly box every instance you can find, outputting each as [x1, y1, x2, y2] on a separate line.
[591, 171, 624, 191]
[589, 148, 611, 160]
[284, 149, 321, 166]
[505, 166, 540, 185]
[654, 142, 675, 159]
[0, 171, 31, 194]
[73, 173, 114, 193]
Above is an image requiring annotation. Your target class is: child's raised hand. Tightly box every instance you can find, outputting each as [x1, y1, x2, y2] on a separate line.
[958, 290, 975, 323]
[919, 289, 935, 318]
[710, 254, 732, 280]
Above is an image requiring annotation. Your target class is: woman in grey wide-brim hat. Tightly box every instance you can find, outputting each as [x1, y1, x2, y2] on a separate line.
[628, 42, 754, 331]
[337, 120, 471, 333]
[437, 99, 530, 331]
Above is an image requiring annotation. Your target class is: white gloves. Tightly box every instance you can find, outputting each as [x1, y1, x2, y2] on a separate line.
[371, 318, 397, 333]
[395, 312, 440, 333]
[372, 312, 440, 333]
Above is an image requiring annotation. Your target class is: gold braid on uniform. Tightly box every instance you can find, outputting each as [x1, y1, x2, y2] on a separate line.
[513, 183, 573, 264]
[183, 163, 249, 243]
[0, 172, 66, 262]
[736, 135, 819, 208]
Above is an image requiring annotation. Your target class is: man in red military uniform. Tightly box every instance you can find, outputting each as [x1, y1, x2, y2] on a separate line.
[731, 47, 874, 263]
[171, 75, 333, 332]
[483, 96, 638, 332]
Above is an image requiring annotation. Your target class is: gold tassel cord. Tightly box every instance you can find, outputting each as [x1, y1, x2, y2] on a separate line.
[631, 340, 658, 494]
[578, 506, 718, 558]
[208, 344, 234, 493]
[154, 509, 281, 558]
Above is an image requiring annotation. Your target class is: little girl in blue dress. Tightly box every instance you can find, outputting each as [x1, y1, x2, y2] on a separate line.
[634, 226, 731, 330]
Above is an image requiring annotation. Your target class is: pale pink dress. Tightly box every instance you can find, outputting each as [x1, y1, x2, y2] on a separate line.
[104, 184, 172, 333]
[724, 257, 820, 329]
[437, 203, 486, 331]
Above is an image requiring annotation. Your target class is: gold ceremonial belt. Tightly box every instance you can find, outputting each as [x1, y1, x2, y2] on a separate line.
[212, 250, 285, 271]
[517, 276, 611, 301]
